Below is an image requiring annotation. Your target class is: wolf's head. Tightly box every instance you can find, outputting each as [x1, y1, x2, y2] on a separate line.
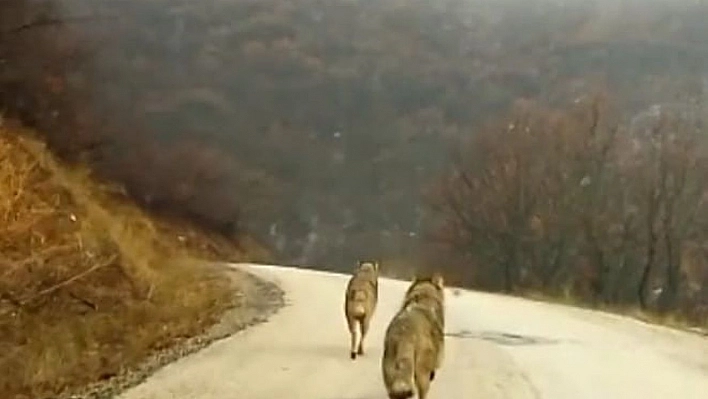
[357, 260, 380, 273]
[409, 272, 445, 292]
[402, 272, 446, 319]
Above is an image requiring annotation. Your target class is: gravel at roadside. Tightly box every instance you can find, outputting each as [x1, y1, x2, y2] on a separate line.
[60, 265, 285, 399]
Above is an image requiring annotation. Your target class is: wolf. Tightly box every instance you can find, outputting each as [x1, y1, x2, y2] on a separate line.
[344, 260, 380, 360]
[382, 273, 445, 399]
[401, 272, 445, 334]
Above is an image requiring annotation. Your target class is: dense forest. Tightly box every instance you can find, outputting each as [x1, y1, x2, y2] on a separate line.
[1, 0, 707, 321]
[428, 95, 708, 320]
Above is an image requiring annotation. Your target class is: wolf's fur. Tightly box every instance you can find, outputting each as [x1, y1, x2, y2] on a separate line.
[382, 273, 445, 399]
[401, 273, 445, 334]
[344, 260, 380, 360]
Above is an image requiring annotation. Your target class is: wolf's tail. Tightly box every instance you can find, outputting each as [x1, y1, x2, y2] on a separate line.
[388, 380, 414, 399]
[348, 289, 368, 318]
[350, 301, 366, 318]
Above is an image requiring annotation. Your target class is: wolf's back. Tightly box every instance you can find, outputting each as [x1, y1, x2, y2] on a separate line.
[346, 288, 368, 317]
[383, 304, 444, 398]
[401, 277, 446, 369]
[382, 310, 417, 398]
[345, 272, 377, 319]
[402, 281, 445, 329]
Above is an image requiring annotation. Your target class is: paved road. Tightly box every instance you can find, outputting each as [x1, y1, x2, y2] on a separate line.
[120, 263, 708, 399]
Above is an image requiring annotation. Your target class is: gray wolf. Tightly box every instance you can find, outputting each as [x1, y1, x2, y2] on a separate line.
[344, 260, 380, 360]
[382, 273, 445, 399]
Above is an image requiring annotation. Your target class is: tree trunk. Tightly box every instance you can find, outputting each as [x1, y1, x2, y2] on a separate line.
[658, 234, 681, 313]
[638, 218, 658, 310]
[503, 256, 514, 293]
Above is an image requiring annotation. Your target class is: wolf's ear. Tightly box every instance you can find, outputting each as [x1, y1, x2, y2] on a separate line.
[431, 273, 445, 290]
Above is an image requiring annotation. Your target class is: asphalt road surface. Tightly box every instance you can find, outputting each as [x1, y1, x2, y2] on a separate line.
[120, 263, 708, 399]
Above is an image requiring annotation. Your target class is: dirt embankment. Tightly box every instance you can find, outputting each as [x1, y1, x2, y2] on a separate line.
[0, 119, 283, 399]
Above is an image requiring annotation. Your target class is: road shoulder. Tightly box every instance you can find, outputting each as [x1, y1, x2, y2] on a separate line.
[63, 264, 285, 399]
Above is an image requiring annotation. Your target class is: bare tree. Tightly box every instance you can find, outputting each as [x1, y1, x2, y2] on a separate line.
[428, 95, 708, 323]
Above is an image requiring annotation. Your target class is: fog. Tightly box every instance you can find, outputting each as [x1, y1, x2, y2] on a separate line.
[2, 0, 707, 272]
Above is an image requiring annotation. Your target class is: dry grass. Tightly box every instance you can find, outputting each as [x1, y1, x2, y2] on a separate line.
[0, 121, 266, 399]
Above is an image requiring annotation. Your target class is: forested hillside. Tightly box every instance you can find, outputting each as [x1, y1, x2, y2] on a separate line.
[2, 0, 706, 323]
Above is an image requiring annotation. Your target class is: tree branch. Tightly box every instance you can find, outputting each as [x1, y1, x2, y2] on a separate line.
[20, 254, 119, 305]
[0, 14, 116, 36]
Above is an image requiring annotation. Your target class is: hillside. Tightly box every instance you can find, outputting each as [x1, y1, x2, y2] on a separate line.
[0, 119, 274, 399]
[426, 95, 708, 329]
[0, 0, 705, 343]
[2, 0, 707, 271]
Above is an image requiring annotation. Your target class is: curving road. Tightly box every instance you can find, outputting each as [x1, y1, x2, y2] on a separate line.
[120, 263, 708, 399]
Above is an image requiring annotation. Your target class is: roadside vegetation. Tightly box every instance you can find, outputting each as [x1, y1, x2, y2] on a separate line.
[426, 94, 708, 331]
[0, 120, 268, 398]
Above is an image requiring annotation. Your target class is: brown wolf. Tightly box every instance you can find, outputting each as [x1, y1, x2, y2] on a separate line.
[344, 260, 380, 360]
[382, 273, 445, 399]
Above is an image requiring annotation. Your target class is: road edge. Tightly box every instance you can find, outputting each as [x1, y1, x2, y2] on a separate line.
[62, 264, 286, 399]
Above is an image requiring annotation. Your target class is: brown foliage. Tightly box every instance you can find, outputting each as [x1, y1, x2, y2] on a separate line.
[0, 0, 257, 247]
[3, 0, 708, 270]
[428, 95, 708, 326]
[0, 122, 254, 399]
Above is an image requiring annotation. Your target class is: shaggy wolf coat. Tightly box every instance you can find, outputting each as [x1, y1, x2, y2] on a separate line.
[344, 260, 380, 359]
[382, 273, 445, 399]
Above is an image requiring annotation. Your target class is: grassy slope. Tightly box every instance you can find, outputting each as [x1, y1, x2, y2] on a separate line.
[0, 119, 270, 399]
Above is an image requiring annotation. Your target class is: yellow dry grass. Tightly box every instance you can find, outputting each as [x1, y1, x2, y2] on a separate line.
[0, 121, 263, 398]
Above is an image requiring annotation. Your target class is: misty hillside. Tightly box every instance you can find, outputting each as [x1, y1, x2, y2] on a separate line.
[2, 0, 707, 271]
